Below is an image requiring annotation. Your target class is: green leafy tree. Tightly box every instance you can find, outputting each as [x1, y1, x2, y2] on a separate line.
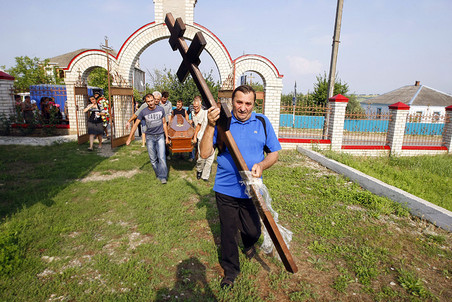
[148, 68, 219, 106]
[3, 56, 54, 92]
[311, 72, 363, 115]
[87, 67, 110, 98]
[250, 83, 264, 92]
[346, 94, 364, 115]
[312, 72, 349, 105]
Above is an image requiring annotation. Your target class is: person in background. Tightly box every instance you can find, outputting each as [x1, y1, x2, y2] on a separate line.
[40, 97, 51, 123]
[84, 96, 106, 151]
[126, 94, 170, 184]
[94, 91, 110, 139]
[31, 99, 38, 111]
[21, 96, 34, 124]
[191, 96, 214, 181]
[14, 95, 22, 120]
[169, 99, 189, 124]
[126, 95, 151, 147]
[159, 91, 172, 122]
[63, 100, 69, 124]
[159, 91, 172, 159]
[153, 91, 162, 106]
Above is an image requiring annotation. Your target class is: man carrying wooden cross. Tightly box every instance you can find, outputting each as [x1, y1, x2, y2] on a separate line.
[199, 85, 281, 289]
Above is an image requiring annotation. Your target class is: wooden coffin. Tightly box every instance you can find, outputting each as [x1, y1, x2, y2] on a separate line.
[168, 114, 194, 153]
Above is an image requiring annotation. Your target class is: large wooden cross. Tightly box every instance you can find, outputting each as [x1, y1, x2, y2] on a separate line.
[165, 13, 298, 274]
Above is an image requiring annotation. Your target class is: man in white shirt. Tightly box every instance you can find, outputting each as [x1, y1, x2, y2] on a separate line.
[192, 96, 214, 181]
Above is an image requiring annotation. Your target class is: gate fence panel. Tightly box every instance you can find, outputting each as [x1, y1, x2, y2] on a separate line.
[403, 113, 449, 146]
[342, 111, 391, 146]
[278, 103, 329, 140]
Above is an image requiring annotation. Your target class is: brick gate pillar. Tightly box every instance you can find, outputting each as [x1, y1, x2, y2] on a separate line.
[387, 102, 410, 156]
[327, 94, 348, 151]
[0, 71, 15, 118]
[443, 105, 452, 153]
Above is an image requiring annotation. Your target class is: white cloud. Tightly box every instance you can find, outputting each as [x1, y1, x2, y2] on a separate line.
[286, 56, 323, 76]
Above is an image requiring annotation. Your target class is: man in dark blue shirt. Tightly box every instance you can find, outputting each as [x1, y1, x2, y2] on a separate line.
[199, 85, 281, 288]
[126, 93, 170, 184]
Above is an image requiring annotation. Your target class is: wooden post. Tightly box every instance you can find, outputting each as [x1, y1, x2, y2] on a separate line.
[165, 13, 298, 273]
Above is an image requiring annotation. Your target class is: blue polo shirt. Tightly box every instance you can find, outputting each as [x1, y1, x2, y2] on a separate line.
[213, 112, 281, 198]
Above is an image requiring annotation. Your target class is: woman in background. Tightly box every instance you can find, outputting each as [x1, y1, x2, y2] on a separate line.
[84, 96, 105, 151]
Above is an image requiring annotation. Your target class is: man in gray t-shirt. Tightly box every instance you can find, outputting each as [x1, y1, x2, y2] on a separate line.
[159, 91, 172, 122]
[126, 94, 170, 184]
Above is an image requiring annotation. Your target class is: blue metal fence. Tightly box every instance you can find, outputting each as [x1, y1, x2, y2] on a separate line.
[281, 114, 444, 136]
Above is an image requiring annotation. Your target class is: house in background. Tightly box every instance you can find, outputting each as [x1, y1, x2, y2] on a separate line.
[361, 81, 452, 121]
[45, 49, 146, 92]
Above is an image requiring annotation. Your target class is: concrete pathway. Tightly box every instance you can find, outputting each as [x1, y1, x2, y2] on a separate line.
[0, 135, 116, 157]
[0, 135, 78, 146]
[298, 147, 452, 231]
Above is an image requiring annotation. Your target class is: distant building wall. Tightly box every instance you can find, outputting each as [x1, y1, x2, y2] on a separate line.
[0, 72, 15, 117]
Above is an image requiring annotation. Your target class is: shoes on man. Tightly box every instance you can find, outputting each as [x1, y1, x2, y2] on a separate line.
[244, 245, 256, 260]
[220, 276, 235, 289]
[196, 172, 202, 180]
[202, 178, 209, 182]
[188, 158, 194, 162]
[87, 148, 93, 151]
[160, 178, 167, 184]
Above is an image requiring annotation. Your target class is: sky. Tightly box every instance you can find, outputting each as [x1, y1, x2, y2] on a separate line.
[1, 0, 451, 95]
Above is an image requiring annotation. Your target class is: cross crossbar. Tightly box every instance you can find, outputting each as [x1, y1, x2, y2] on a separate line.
[165, 13, 298, 274]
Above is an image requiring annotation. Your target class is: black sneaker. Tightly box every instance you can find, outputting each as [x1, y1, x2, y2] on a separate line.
[220, 276, 235, 289]
[244, 245, 256, 260]
[196, 172, 202, 180]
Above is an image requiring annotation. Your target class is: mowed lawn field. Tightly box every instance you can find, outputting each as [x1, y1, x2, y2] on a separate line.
[0, 142, 451, 301]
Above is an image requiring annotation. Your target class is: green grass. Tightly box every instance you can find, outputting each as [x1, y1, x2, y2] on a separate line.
[0, 145, 451, 301]
[321, 151, 452, 211]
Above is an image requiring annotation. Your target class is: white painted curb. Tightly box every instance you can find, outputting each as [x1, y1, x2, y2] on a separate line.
[297, 147, 452, 231]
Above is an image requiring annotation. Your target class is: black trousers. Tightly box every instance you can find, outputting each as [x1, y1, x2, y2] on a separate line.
[215, 191, 261, 278]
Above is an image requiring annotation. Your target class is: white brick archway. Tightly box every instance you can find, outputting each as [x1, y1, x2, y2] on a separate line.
[63, 21, 282, 136]
[234, 55, 283, 135]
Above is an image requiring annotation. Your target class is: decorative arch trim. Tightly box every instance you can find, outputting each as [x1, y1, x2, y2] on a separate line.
[234, 54, 283, 78]
[117, 21, 157, 59]
[64, 49, 116, 72]
[194, 22, 233, 62]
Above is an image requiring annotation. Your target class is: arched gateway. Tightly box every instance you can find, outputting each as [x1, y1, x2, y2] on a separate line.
[64, 0, 283, 139]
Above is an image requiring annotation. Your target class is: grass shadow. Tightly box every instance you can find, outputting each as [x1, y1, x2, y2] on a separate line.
[0, 142, 108, 219]
[155, 257, 217, 301]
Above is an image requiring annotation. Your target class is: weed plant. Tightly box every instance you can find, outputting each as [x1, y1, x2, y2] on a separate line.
[0, 145, 450, 301]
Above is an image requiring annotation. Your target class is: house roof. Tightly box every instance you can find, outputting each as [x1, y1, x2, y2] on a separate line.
[0, 71, 14, 80]
[47, 48, 118, 69]
[363, 82, 452, 107]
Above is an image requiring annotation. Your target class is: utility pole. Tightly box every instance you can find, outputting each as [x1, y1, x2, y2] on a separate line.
[100, 36, 113, 138]
[100, 36, 113, 98]
[292, 82, 297, 128]
[323, 0, 344, 139]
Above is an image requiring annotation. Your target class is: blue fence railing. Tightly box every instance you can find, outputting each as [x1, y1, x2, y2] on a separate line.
[405, 123, 445, 135]
[280, 114, 324, 129]
[343, 119, 389, 133]
[280, 114, 445, 135]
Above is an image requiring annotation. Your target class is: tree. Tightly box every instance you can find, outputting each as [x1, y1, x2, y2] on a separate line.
[148, 68, 219, 106]
[87, 67, 111, 98]
[311, 72, 349, 105]
[346, 94, 364, 115]
[310, 72, 363, 115]
[250, 83, 264, 92]
[2, 56, 54, 92]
